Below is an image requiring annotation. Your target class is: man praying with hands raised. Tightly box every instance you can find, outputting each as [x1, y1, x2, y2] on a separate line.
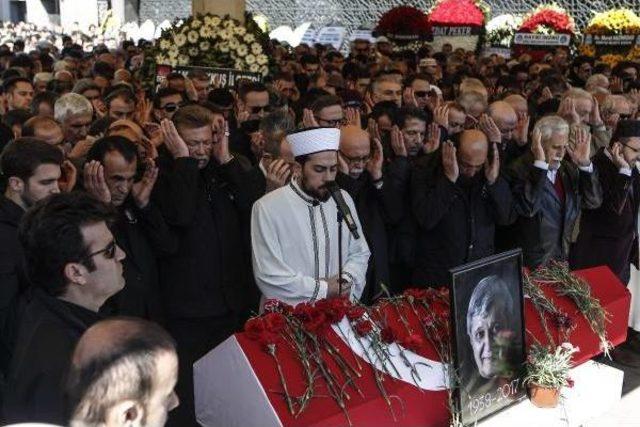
[411, 129, 514, 286]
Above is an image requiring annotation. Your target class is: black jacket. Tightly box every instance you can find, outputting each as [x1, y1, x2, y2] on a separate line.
[336, 170, 403, 303]
[411, 152, 515, 286]
[384, 157, 415, 263]
[506, 152, 603, 268]
[0, 196, 24, 377]
[2, 289, 102, 424]
[570, 148, 640, 283]
[152, 155, 258, 319]
[101, 199, 178, 322]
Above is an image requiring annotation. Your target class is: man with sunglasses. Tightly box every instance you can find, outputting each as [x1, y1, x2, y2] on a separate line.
[152, 88, 185, 123]
[231, 82, 272, 165]
[404, 74, 435, 111]
[236, 81, 270, 123]
[3, 192, 125, 424]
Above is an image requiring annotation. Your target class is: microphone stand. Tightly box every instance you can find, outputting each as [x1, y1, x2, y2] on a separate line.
[337, 209, 344, 295]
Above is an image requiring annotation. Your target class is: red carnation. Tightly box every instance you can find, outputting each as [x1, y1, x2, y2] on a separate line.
[263, 312, 286, 334]
[316, 297, 351, 324]
[354, 319, 374, 337]
[400, 333, 426, 353]
[380, 325, 397, 344]
[245, 317, 266, 340]
[429, 0, 485, 27]
[293, 303, 329, 334]
[346, 306, 366, 321]
[404, 288, 428, 302]
[245, 316, 282, 349]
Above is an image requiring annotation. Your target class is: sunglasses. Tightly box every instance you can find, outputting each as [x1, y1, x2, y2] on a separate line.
[414, 91, 429, 98]
[250, 105, 273, 114]
[82, 240, 117, 263]
[162, 102, 180, 113]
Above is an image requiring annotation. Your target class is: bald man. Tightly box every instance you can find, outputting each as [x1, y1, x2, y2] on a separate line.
[67, 318, 179, 427]
[482, 101, 529, 167]
[503, 94, 528, 116]
[22, 115, 68, 153]
[337, 125, 403, 301]
[411, 129, 514, 285]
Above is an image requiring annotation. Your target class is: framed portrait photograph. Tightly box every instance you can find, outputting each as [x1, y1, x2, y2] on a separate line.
[449, 249, 526, 426]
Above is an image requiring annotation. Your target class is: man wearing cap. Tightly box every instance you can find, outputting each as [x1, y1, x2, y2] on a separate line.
[570, 120, 640, 284]
[251, 127, 370, 306]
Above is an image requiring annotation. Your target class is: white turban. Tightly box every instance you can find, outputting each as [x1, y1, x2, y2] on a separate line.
[286, 127, 340, 158]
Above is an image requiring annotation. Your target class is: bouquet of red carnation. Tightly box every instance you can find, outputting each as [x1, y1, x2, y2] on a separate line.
[428, 0, 487, 27]
[375, 5, 431, 41]
[518, 4, 576, 34]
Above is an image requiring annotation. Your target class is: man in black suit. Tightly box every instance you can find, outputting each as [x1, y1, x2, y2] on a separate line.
[3, 192, 124, 424]
[411, 129, 514, 286]
[83, 136, 177, 322]
[570, 120, 640, 284]
[154, 106, 258, 426]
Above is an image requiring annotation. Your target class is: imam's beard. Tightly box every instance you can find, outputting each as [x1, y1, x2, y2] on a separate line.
[301, 178, 331, 202]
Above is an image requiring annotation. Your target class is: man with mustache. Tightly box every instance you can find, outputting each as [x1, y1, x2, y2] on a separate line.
[251, 127, 370, 306]
[506, 115, 602, 268]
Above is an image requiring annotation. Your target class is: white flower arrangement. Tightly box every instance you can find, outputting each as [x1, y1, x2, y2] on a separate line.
[486, 14, 522, 47]
[152, 13, 269, 75]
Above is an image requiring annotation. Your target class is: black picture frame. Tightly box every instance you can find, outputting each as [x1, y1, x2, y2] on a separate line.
[449, 249, 527, 426]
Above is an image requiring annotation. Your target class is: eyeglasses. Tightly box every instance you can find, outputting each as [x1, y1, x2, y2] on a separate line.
[340, 150, 370, 164]
[82, 240, 117, 263]
[621, 142, 640, 154]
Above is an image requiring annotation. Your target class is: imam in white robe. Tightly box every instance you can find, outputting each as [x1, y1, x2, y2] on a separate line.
[251, 180, 371, 306]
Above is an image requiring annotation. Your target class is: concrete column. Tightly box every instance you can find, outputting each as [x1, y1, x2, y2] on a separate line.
[59, 0, 99, 30]
[26, 0, 50, 26]
[192, 0, 245, 22]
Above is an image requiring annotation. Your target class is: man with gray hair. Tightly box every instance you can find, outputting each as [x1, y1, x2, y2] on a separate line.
[506, 115, 602, 268]
[54, 93, 93, 147]
[33, 72, 53, 93]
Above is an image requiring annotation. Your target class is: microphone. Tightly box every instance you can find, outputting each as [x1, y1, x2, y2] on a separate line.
[326, 181, 360, 239]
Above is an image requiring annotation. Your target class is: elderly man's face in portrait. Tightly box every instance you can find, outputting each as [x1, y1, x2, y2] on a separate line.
[468, 303, 509, 379]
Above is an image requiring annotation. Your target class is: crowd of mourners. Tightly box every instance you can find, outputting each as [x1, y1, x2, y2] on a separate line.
[0, 31, 640, 426]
